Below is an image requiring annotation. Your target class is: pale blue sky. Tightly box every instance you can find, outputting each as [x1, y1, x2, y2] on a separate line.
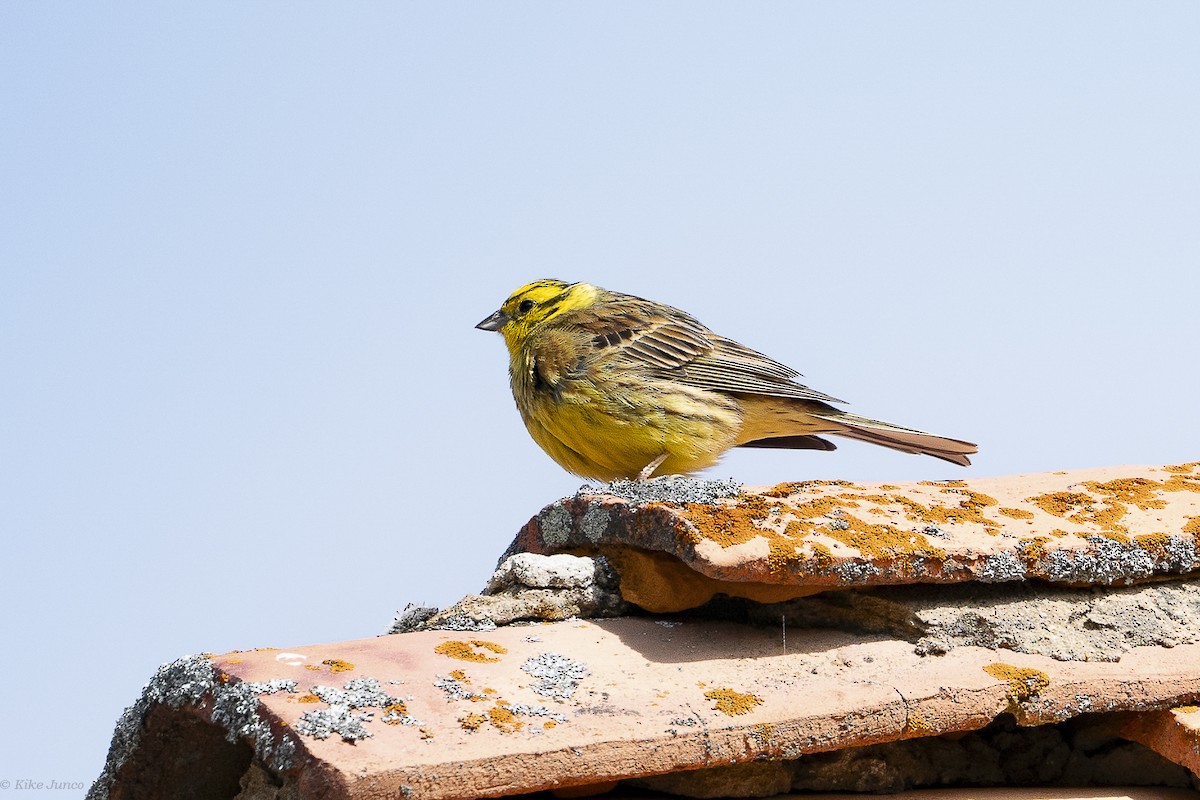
[3, 2, 1198, 787]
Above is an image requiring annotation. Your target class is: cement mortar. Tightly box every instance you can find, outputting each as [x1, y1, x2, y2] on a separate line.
[722, 578, 1200, 662]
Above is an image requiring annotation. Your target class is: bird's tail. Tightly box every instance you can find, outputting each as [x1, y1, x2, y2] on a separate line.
[820, 411, 977, 467]
[735, 395, 977, 467]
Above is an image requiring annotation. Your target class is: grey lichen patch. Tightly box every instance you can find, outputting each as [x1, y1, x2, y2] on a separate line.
[434, 673, 488, 701]
[296, 677, 419, 742]
[521, 653, 591, 699]
[1140, 534, 1197, 572]
[977, 551, 1027, 583]
[88, 656, 299, 800]
[581, 475, 743, 505]
[834, 560, 881, 583]
[537, 503, 574, 548]
[430, 614, 498, 632]
[210, 678, 299, 766]
[1041, 536, 1156, 584]
[311, 677, 400, 708]
[580, 503, 613, 542]
[389, 603, 439, 634]
[294, 705, 374, 741]
[506, 703, 569, 723]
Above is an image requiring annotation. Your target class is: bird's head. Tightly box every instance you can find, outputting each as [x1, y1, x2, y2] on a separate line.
[475, 279, 599, 352]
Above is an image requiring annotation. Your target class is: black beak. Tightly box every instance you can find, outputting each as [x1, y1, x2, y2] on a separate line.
[475, 310, 508, 331]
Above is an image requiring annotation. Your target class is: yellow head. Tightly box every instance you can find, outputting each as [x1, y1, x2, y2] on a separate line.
[475, 279, 600, 352]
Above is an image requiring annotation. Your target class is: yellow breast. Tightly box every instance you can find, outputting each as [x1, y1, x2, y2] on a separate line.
[511, 350, 743, 480]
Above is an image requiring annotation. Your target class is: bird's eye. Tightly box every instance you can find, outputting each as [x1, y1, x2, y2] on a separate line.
[518, 299, 535, 313]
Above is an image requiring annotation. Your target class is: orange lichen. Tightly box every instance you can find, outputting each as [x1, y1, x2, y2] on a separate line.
[382, 702, 409, 723]
[850, 494, 894, 505]
[304, 665, 322, 671]
[1028, 473, 1198, 541]
[1173, 705, 1200, 714]
[297, 693, 321, 704]
[1019, 537, 1052, 565]
[1083, 478, 1167, 511]
[1134, 532, 1174, 558]
[999, 507, 1034, 520]
[761, 480, 858, 498]
[449, 669, 469, 681]
[807, 541, 835, 569]
[322, 659, 354, 673]
[1028, 489, 1129, 533]
[767, 540, 804, 575]
[1164, 474, 1200, 494]
[1184, 517, 1200, 536]
[1030, 491, 1093, 517]
[459, 712, 487, 731]
[544, 720, 558, 729]
[791, 514, 947, 565]
[487, 702, 524, 733]
[763, 490, 952, 564]
[704, 687, 764, 716]
[793, 495, 860, 519]
[904, 713, 933, 736]
[890, 487, 1000, 530]
[984, 663, 1050, 703]
[1164, 462, 1200, 474]
[434, 640, 508, 663]
[681, 495, 779, 547]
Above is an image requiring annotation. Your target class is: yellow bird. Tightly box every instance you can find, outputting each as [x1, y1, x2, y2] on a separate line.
[476, 279, 977, 481]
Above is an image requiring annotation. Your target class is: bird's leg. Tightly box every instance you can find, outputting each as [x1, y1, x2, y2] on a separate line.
[637, 453, 669, 481]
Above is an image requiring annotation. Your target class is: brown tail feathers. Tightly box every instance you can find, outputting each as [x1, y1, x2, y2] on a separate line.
[735, 397, 977, 467]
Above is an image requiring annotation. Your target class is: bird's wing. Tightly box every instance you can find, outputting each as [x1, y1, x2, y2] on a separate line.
[564, 295, 845, 404]
[674, 336, 846, 404]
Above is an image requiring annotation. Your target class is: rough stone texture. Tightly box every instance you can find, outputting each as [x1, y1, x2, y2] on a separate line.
[507, 464, 1200, 612]
[390, 553, 630, 634]
[94, 617, 1200, 800]
[699, 578, 1200, 663]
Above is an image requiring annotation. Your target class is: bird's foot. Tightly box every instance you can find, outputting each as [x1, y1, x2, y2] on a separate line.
[637, 453, 669, 481]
